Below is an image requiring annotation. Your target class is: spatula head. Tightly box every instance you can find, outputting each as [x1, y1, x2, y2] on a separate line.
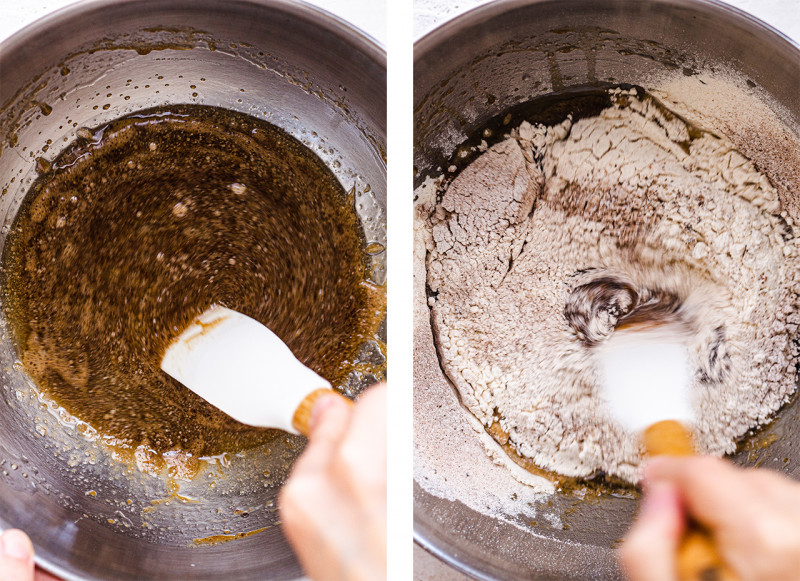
[596, 323, 694, 434]
[161, 305, 330, 433]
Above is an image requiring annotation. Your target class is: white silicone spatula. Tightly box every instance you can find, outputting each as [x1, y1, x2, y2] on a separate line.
[597, 322, 736, 581]
[597, 322, 694, 440]
[161, 305, 350, 436]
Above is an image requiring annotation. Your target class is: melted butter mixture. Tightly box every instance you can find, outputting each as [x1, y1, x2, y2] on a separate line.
[3, 105, 384, 466]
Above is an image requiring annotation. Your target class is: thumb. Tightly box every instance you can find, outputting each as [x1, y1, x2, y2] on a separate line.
[619, 482, 684, 581]
[288, 394, 351, 476]
[0, 529, 35, 581]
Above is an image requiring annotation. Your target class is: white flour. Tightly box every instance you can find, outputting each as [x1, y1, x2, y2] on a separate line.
[421, 88, 800, 483]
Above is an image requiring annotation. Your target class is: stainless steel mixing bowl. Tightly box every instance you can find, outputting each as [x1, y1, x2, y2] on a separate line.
[414, 1, 800, 579]
[0, 1, 385, 579]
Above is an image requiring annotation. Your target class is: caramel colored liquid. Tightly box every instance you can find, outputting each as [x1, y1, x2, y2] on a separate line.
[3, 105, 383, 462]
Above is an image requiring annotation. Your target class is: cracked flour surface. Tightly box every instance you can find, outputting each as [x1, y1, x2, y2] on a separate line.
[422, 89, 800, 483]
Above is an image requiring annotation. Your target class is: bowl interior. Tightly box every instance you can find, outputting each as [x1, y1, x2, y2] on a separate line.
[414, 1, 800, 579]
[0, 1, 386, 579]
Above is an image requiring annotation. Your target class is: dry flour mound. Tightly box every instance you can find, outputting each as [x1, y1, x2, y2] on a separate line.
[425, 88, 800, 483]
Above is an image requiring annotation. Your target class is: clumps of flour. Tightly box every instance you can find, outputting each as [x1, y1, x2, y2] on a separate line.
[422, 88, 800, 483]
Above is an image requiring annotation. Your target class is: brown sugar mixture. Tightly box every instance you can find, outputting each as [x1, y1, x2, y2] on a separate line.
[2, 104, 383, 466]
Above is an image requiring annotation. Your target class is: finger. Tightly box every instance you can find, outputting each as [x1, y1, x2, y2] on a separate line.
[644, 456, 761, 532]
[333, 384, 387, 577]
[334, 384, 387, 503]
[279, 394, 352, 532]
[35, 568, 62, 581]
[619, 482, 684, 581]
[746, 467, 800, 510]
[292, 393, 353, 476]
[647, 458, 800, 579]
[0, 529, 35, 581]
[279, 458, 368, 581]
[278, 475, 348, 580]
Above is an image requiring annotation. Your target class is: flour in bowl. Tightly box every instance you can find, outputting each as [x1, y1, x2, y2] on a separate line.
[423, 88, 800, 483]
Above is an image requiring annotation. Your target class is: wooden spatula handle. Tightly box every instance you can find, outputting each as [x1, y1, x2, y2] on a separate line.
[644, 419, 695, 456]
[643, 420, 738, 581]
[292, 388, 353, 436]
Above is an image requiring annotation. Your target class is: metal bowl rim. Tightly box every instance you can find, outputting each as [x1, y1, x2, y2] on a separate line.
[0, 0, 386, 95]
[414, 0, 800, 63]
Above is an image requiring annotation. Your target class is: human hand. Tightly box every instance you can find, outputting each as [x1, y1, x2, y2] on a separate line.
[279, 383, 386, 581]
[620, 456, 800, 581]
[0, 529, 60, 580]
